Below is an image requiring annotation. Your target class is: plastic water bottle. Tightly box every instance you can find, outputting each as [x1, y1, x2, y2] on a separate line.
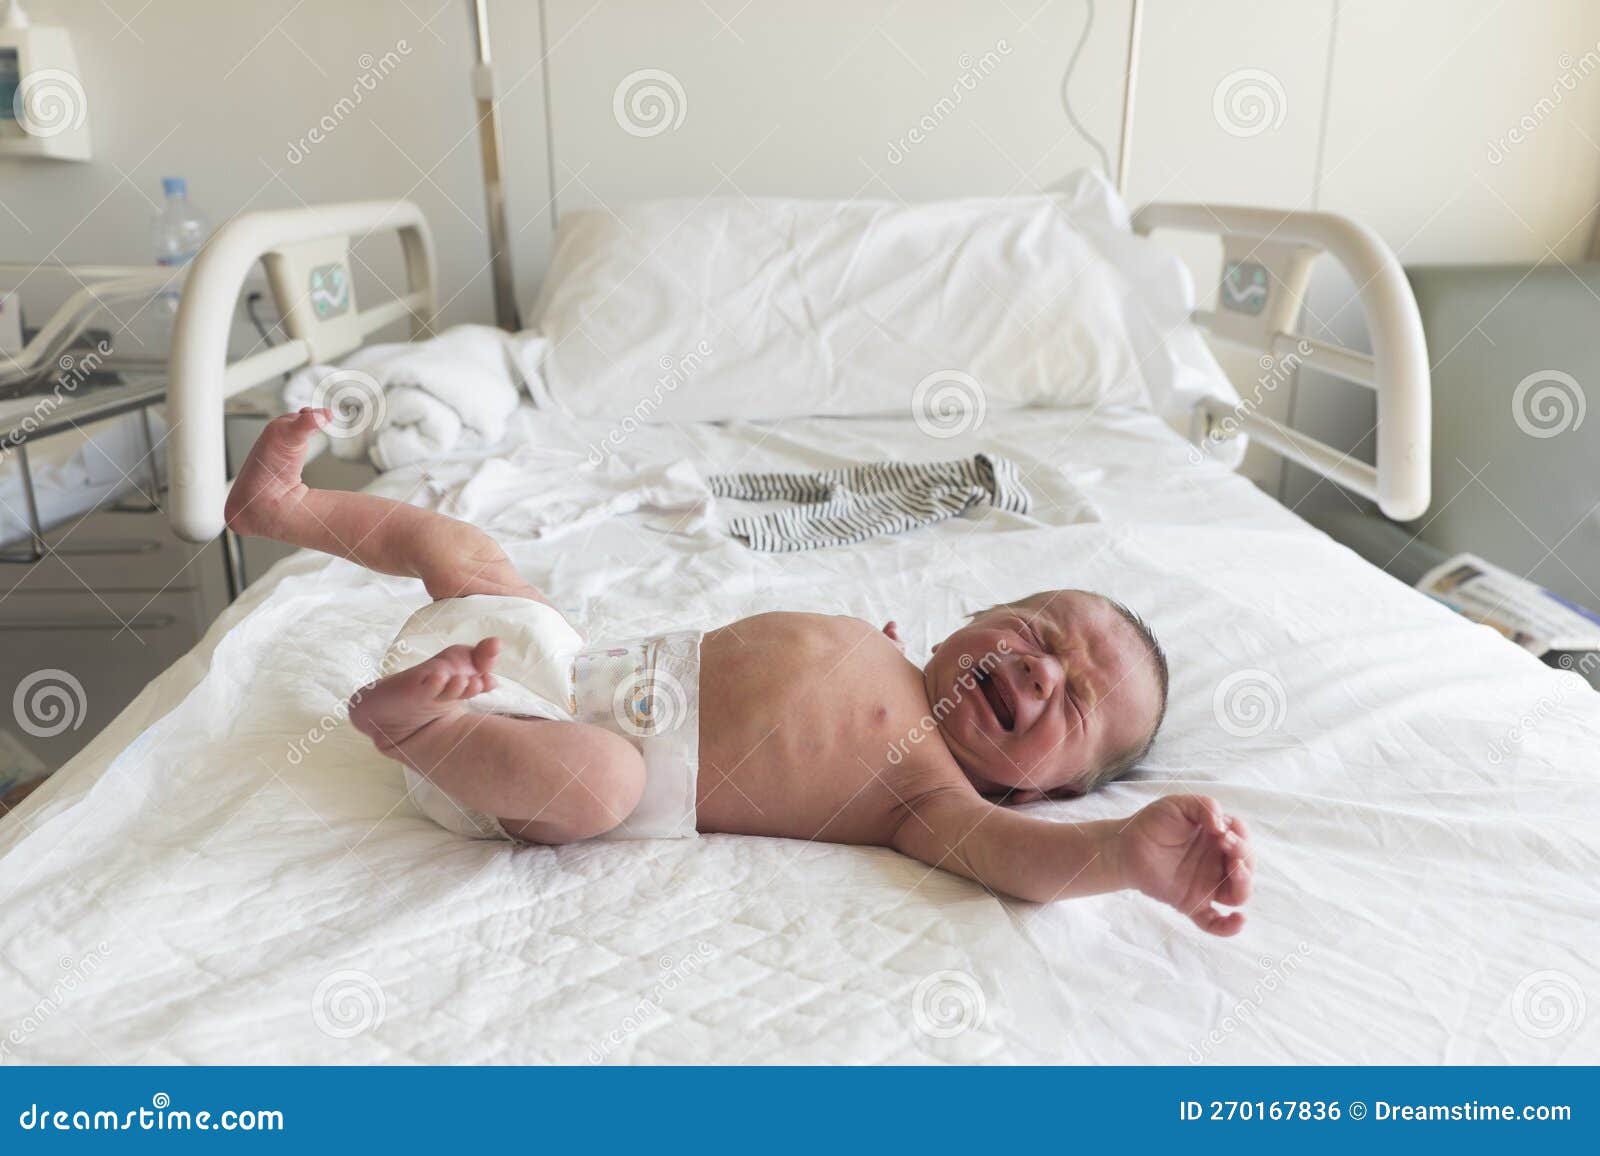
[152, 177, 209, 310]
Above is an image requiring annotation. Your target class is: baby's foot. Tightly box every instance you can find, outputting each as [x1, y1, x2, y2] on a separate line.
[349, 638, 500, 751]
[224, 407, 330, 537]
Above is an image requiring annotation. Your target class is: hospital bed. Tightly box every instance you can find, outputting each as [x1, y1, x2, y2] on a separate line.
[0, 176, 1594, 1065]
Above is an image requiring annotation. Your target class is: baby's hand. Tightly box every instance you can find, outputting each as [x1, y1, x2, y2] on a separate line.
[881, 620, 906, 653]
[1116, 795, 1254, 936]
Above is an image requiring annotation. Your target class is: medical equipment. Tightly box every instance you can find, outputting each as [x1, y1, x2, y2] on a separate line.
[0, 264, 178, 392]
[0, 1, 90, 162]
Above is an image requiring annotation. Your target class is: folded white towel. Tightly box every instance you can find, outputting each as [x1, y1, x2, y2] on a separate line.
[283, 326, 548, 470]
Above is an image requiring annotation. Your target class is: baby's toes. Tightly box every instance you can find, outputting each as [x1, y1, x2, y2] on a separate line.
[292, 407, 331, 433]
[472, 637, 501, 674]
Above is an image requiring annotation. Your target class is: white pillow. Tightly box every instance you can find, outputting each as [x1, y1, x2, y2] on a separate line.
[530, 170, 1229, 428]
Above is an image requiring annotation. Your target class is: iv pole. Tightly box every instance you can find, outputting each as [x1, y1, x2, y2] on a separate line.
[467, 0, 521, 331]
[1116, 0, 1143, 198]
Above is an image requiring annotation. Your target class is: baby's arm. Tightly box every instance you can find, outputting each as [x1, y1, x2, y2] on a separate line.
[892, 789, 1254, 935]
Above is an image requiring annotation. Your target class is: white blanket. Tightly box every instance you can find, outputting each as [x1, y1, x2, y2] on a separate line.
[430, 449, 713, 542]
[1, 407, 1596, 1063]
[284, 325, 545, 470]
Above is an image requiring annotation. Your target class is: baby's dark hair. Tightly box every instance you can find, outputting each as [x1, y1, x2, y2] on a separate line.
[1083, 598, 1169, 791]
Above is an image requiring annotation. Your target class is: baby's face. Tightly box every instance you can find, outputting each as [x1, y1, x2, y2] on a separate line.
[924, 590, 1162, 798]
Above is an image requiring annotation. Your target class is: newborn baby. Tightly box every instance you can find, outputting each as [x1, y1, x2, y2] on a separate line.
[227, 410, 1254, 935]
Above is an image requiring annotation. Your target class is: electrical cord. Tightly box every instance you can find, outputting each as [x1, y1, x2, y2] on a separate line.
[244, 292, 277, 349]
[1061, 0, 1112, 177]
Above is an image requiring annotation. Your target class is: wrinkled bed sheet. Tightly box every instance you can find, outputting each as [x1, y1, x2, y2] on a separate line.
[1, 406, 1596, 1063]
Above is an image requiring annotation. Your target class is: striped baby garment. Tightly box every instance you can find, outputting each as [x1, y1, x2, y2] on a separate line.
[709, 454, 1032, 552]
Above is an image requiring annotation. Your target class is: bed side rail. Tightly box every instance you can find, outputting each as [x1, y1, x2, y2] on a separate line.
[1132, 203, 1430, 521]
[167, 200, 436, 542]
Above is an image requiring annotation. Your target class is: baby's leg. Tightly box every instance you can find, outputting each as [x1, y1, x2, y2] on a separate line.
[349, 638, 645, 843]
[226, 408, 541, 601]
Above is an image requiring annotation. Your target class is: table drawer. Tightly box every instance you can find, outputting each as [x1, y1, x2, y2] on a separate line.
[0, 588, 205, 771]
[1, 507, 214, 597]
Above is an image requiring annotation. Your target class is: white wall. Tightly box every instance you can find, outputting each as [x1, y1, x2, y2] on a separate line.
[4, 0, 1599, 506]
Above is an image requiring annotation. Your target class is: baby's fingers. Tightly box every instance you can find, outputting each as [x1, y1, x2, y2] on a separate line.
[1219, 856, 1252, 907]
[1171, 794, 1227, 835]
[1193, 906, 1247, 937]
[1224, 815, 1257, 873]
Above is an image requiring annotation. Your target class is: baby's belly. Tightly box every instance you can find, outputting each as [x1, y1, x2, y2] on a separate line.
[692, 624, 937, 844]
[696, 708, 909, 843]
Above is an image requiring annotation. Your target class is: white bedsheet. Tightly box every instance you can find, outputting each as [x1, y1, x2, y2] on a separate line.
[2, 407, 1596, 1064]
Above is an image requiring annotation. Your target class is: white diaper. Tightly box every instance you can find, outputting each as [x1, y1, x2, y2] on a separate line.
[380, 594, 701, 842]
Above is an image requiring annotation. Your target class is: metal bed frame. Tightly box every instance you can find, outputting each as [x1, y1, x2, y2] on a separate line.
[165, 201, 437, 544]
[156, 192, 1430, 552]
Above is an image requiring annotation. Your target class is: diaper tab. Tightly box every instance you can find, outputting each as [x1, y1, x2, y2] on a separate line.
[574, 629, 702, 840]
[573, 631, 698, 738]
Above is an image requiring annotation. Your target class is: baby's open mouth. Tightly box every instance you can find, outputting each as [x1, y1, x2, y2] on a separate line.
[976, 669, 1015, 731]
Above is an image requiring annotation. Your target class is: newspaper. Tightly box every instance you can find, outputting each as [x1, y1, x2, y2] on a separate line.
[1417, 552, 1600, 656]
